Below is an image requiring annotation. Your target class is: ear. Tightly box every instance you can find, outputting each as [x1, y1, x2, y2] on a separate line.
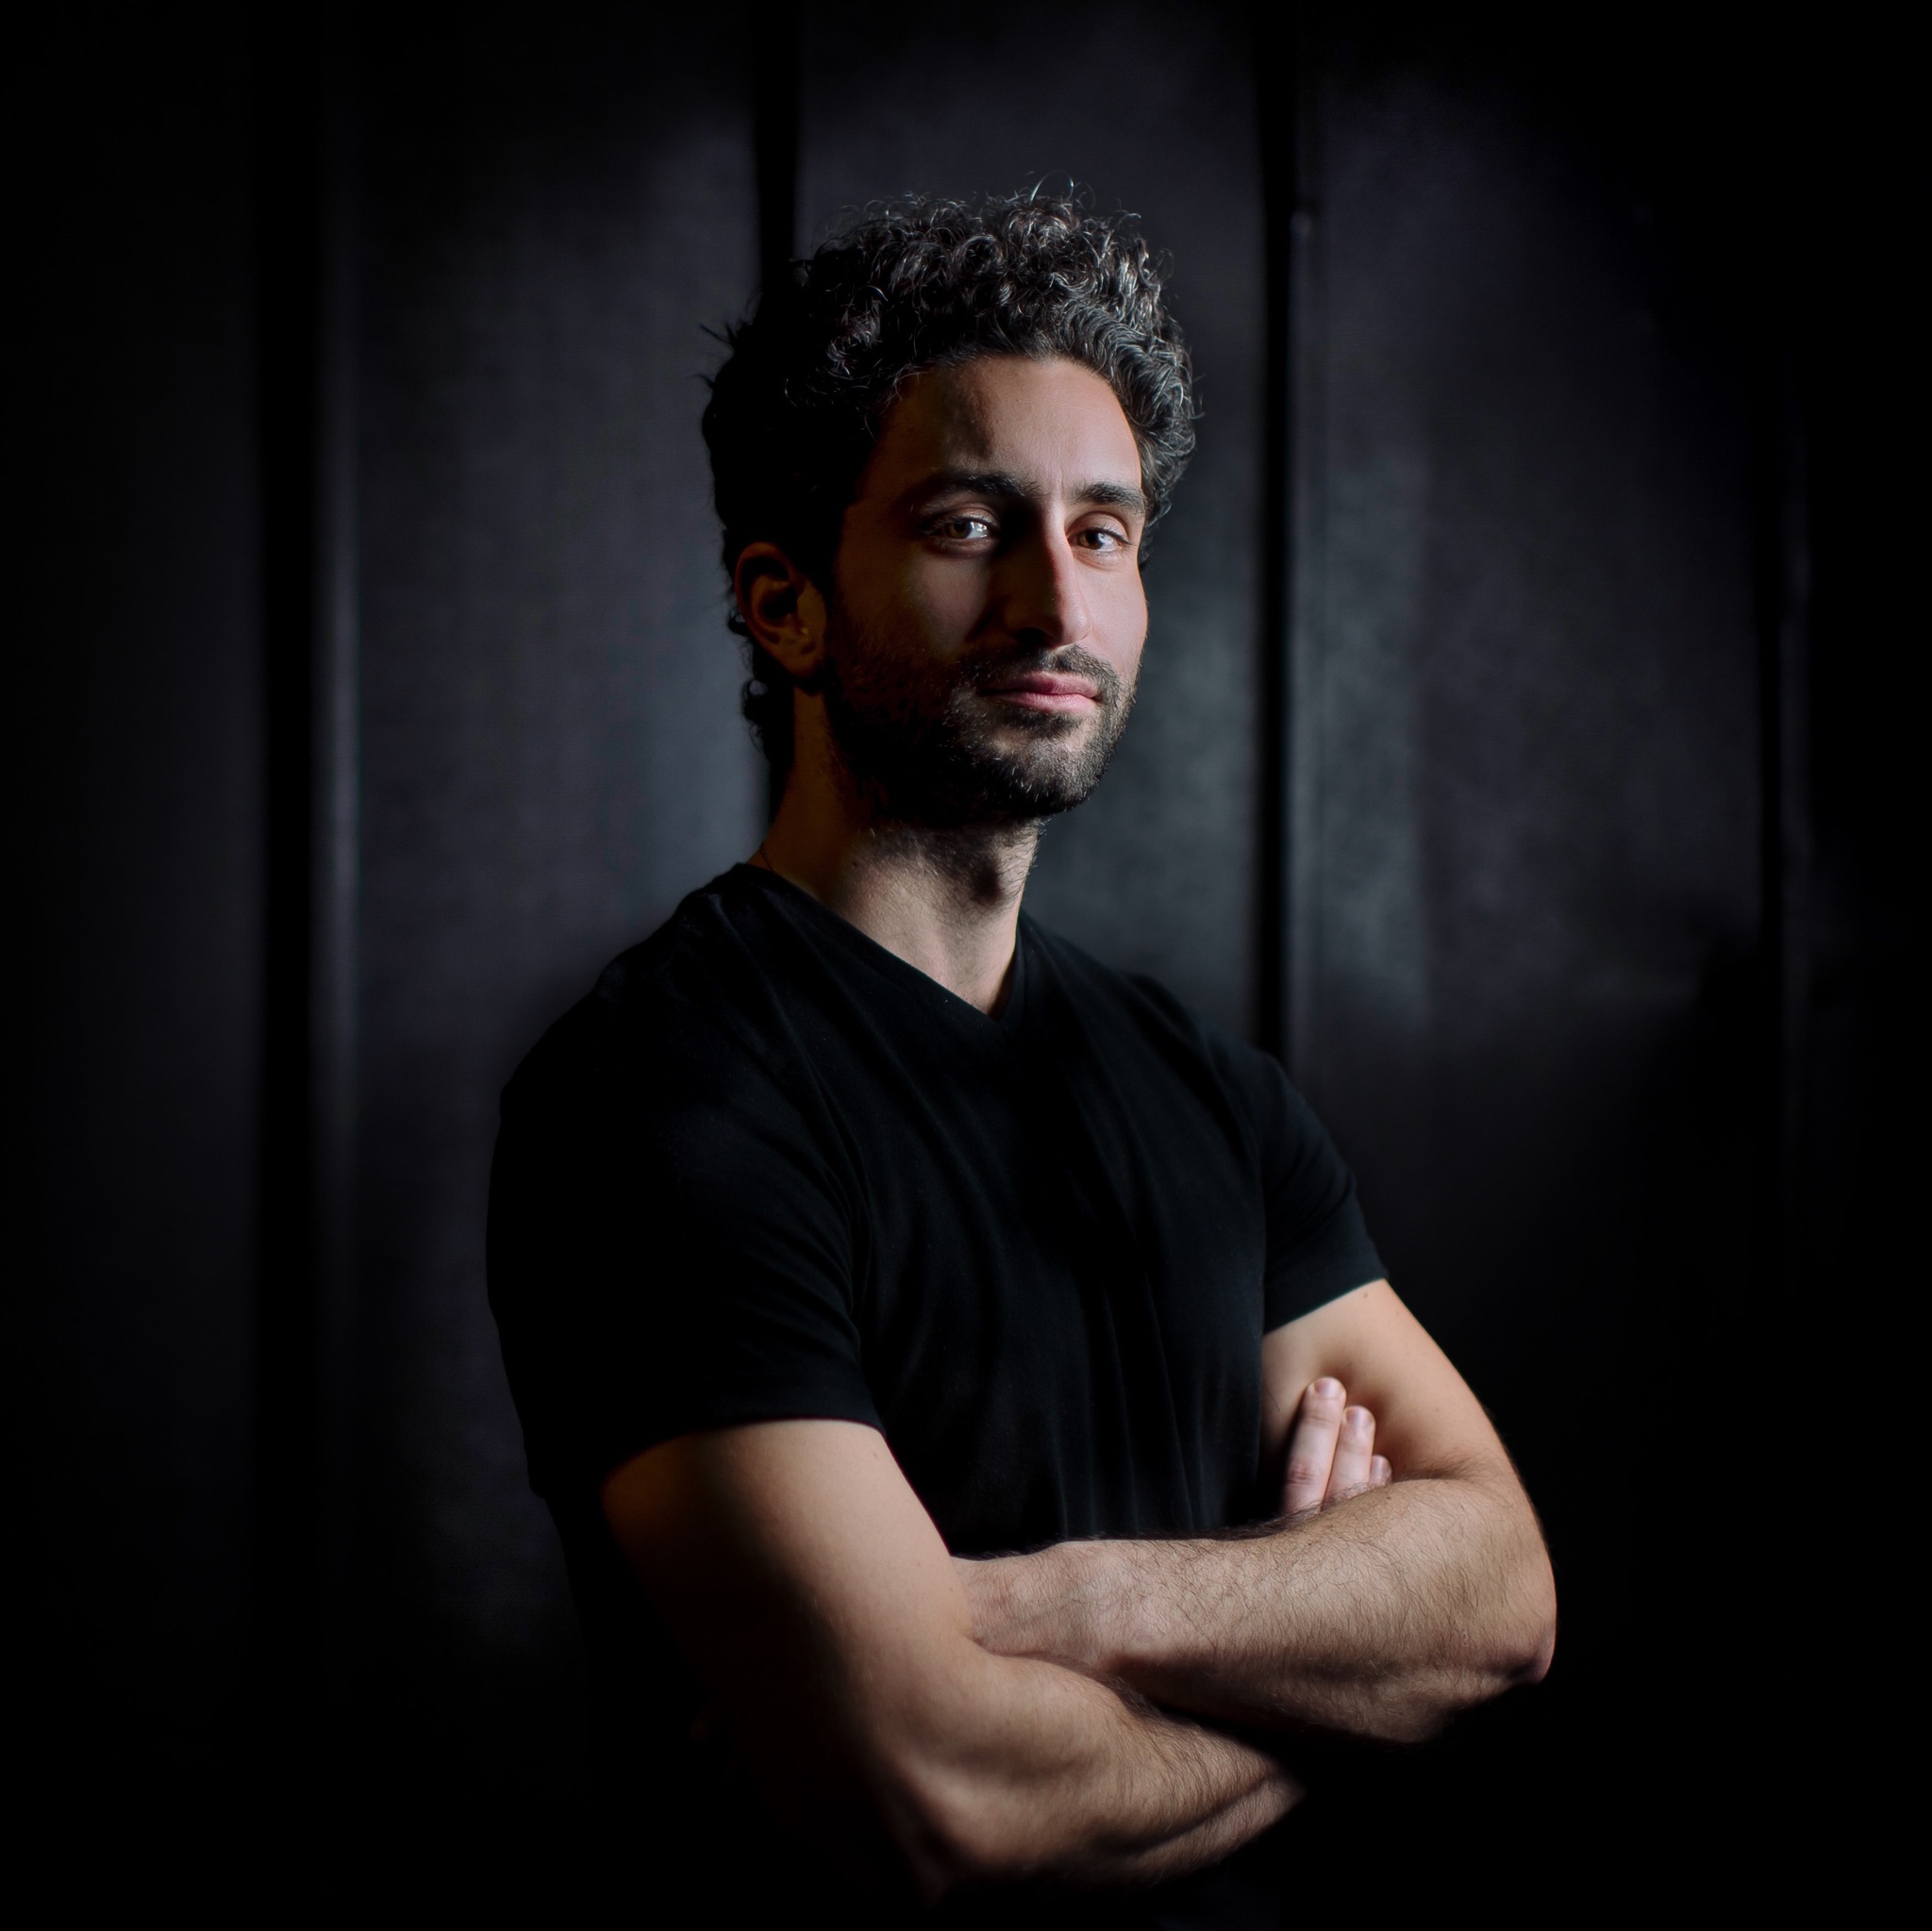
[734, 541, 829, 680]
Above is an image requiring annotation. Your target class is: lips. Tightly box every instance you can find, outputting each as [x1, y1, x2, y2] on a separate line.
[979, 670, 1102, 713]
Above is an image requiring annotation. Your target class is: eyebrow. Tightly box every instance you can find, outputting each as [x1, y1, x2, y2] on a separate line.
[908, 469, 1149, 518]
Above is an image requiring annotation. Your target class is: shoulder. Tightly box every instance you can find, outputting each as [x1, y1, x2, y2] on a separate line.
[1021, 919, 1322, 1171]
[1021, 918, 1285, 1094]
[1021, 917, 1196, 1032]
[491, 868, 858, 1265]
[1019, 921, 1360, 1208]
[502, 867, 805, 1129]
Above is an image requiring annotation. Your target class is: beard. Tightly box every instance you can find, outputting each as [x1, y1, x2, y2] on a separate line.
[816, 609, 1137, 828]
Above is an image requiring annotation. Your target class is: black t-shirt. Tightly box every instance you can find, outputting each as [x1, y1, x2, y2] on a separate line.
[488, 864, 1384, 1925]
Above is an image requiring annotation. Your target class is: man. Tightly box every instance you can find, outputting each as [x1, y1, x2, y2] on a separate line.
[489, 193, 1555, 1924]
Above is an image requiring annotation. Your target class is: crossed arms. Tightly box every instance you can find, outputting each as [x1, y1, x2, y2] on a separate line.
[602, 1280, 1557, 1901]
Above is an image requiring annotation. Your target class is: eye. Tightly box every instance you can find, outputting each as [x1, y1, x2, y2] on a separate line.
[1074, 523, 1133, 554]
[929, 511, 997, 542]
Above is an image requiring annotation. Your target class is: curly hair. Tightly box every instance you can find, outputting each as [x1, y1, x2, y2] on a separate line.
[701, 191, 1197, 775]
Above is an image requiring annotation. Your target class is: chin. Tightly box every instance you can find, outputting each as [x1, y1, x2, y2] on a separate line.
[977, 750, 1112, 820]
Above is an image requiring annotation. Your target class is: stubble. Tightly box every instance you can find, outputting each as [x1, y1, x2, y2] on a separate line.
[817, 610, 1138, 830]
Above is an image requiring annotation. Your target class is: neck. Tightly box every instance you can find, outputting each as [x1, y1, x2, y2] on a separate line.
[754, 717, 1039, 1015]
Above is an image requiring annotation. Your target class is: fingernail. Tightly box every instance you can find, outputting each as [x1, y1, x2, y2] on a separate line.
[1314, 1377, 1343, 1401]
[1344, 1406, 1370, 1433]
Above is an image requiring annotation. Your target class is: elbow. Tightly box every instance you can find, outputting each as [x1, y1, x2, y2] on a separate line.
[1519, 1582, 1557, 1686]
[877, 1764, 1032, 1903]
[1523, 1621, 1557, 1685]
[1479, 1540, 1556, 1696]
[877, 1721, 1094, 1899]
[841, 1654, 1071, 1901]
[1389, 1575, 1556, 1745]
[1511, 1542, 1557, 1686]
[1471, 1487, 1557, 1694]
[763, 1748, 1004, 1906]
[1302, 1509, 1558, 1748]
[1439, 1538, 1557, 1726]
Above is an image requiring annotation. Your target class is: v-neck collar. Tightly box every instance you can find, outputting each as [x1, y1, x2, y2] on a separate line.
[726, 863, 1029, 1038]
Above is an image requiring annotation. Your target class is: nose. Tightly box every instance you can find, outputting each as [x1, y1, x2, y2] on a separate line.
[999, 524, 1093, 650]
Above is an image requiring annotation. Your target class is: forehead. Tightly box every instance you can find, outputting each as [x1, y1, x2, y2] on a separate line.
[863, 355, 1142, 494]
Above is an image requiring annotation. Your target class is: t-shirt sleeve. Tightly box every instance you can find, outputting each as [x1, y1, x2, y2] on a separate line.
[488, 992, 879, 1502]
[1208, 1034, 1386, 1331]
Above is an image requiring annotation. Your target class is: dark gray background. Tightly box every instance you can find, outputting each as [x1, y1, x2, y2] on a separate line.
[15, 0, 1913, 1898]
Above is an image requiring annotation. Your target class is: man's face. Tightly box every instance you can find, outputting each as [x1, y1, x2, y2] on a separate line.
[820, 355, 1149, 825]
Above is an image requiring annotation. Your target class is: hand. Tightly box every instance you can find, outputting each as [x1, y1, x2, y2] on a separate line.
[1280, 1377, 1393, 1518]
[955, 1378, 1395, 1659]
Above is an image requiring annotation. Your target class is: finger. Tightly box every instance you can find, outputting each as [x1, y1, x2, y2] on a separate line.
[1370, 1455, 1392, 1488]
[1324, 1405, 1377, 1504]
[1281, 1377, 1347, 1515]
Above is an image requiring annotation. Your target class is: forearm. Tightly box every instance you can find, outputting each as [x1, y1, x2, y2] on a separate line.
[964, 1468, 1555, 1743]
[611, 1421, 1298, 1904]
[859, 1644, 1298, 1894]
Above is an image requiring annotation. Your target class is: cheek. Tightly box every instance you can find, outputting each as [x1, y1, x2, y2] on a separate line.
[895, 557, 991, 648]
[1094, 575, 1149, 682]
[833, 529, 964, 645]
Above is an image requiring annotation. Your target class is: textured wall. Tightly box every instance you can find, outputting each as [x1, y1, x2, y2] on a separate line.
[351, 9, 762, 1783]
[1277, 43, 1770, 1836]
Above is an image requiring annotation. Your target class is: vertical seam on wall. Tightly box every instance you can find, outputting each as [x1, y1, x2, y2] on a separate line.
[1286, 7, 1326, 1096]
[1256, 3, 1295, 1060]
[313, 59, 362, 1676]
